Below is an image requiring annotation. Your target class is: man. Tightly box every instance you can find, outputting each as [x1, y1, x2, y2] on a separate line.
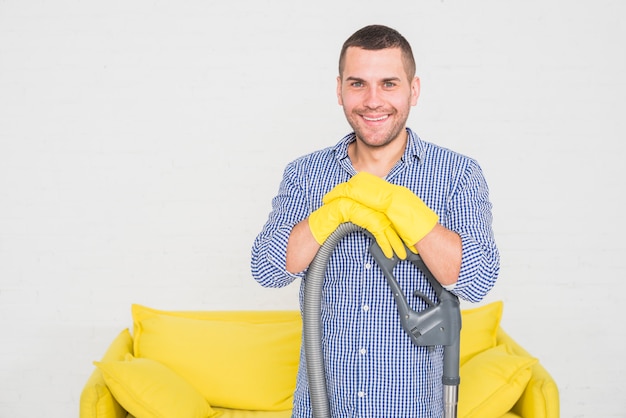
[251, 25, 499, 417]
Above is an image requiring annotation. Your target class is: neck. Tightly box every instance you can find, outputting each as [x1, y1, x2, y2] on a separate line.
[348, 130, 408, 178]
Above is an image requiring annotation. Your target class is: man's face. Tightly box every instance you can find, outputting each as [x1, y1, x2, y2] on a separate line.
[337, 47, 419, 148]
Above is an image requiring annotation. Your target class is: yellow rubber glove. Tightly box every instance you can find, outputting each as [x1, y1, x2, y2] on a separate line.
[308, 197, 407, 259]
[323, 172, 439, 251]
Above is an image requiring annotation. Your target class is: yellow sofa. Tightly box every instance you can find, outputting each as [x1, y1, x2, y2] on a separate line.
[80, 301, 558, 418]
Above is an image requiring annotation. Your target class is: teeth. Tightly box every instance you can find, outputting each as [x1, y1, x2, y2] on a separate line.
[363, 115, 388, 121]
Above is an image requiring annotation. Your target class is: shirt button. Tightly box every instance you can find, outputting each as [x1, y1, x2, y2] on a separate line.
[362, 304, 369, 312]
[358, 391, 366, 398]
[359, 348, 367, 355]
[364, 263, 371, 269]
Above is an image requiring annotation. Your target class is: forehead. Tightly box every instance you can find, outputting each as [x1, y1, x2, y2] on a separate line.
[342, 47, 407, 80]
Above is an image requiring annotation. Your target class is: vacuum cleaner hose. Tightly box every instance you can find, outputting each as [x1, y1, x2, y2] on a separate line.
[303, 222, 362, 418]
[303, 222, 460, 418]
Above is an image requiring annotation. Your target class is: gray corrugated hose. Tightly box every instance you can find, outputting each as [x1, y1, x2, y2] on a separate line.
[303, 222, 461, 418]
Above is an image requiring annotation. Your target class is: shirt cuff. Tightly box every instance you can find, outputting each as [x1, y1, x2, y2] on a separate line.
[266, 225, 306, 280]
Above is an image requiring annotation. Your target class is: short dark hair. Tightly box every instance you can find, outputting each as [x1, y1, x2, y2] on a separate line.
[338, 25, 416, 79]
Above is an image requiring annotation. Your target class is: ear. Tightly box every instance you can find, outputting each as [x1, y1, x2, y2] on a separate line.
[411, 76, 420, 106]
[336, 76, 344, 106]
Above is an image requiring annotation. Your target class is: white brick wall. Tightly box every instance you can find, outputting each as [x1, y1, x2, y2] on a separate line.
[1, 1, 624, 416]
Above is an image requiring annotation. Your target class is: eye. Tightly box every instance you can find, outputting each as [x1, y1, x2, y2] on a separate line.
[350, 81, 364, 88]
[383, 81, 397, 88]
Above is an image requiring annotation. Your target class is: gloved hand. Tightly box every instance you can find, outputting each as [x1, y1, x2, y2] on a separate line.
[323, 172, 439, 251]
[308, 197, 407, 259]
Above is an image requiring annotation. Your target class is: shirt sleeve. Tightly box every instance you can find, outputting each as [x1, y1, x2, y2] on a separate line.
[445, 159, 500, 302]
[251, 162, 310, 288]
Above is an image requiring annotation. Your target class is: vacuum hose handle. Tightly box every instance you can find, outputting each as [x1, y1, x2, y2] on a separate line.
[368, 240, 462, 391]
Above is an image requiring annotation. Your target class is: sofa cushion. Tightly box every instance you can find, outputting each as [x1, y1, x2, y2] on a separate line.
[132, 306, 300, 411]
[210, 409, 293, 418]
[459, 300, 503, 365]
[132, 304, 301, 325]
[95, 354, 215, 418]
[458, 344, 537, 418]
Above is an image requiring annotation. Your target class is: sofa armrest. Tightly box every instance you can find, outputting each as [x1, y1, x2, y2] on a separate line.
[80, 368, 128, 418]
[80, 329, 133, 418]
[496, 328, 559, 418]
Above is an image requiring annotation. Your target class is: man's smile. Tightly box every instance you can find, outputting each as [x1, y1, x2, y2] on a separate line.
[361, 114, 390, 122]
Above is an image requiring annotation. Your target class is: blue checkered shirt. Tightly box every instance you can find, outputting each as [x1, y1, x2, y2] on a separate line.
[251, 128, 500, 417]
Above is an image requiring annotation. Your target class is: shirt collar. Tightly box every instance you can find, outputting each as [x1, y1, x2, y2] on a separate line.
[403, 127, 425, 165]
[333, 127, 425, 166]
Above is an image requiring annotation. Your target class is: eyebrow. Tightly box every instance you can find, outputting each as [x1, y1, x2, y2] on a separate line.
[345, 76, 403, 83]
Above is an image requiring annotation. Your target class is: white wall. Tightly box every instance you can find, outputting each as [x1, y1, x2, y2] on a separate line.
[1, 1, 624, 416]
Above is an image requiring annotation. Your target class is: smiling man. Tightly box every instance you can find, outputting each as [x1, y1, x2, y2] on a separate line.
[252, 25, 500, 417]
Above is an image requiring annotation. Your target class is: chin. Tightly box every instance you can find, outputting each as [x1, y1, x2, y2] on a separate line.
[359, 137, 395, 148]
[354, 127, 405, 148]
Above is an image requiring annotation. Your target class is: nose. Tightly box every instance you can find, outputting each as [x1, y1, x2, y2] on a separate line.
[363, 85, 383, 109]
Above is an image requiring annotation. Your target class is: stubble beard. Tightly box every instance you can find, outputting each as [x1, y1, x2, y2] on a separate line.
[345, 108, 409, 149]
